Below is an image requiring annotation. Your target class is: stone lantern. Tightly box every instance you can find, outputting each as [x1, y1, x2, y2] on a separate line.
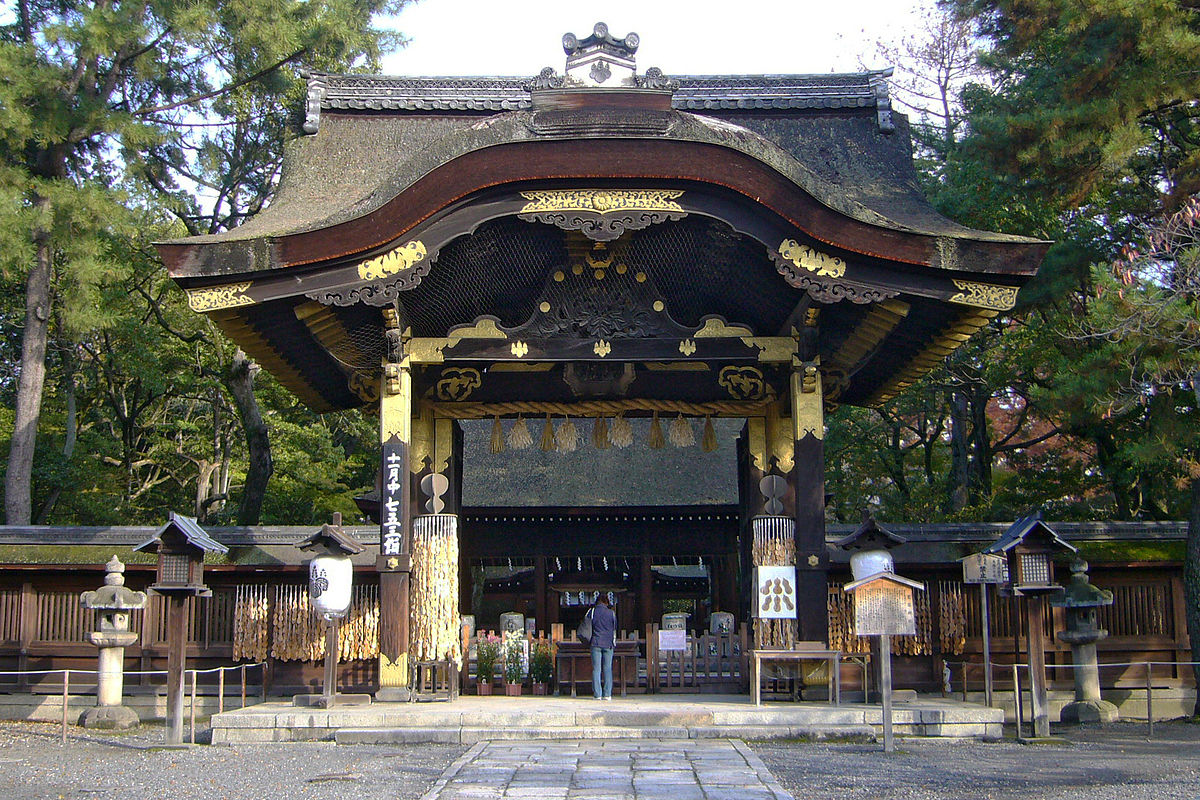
[78, 556, 148, 729]
[1051, 559, 1118, 723]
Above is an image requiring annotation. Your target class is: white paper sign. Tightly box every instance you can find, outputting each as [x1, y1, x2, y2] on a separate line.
[658, 629, 687, 652]
[962, 553, 1007, 584]
[753, 566, 797, 619]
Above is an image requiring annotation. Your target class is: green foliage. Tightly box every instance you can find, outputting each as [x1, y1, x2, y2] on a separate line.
[529, 639, 555, 684]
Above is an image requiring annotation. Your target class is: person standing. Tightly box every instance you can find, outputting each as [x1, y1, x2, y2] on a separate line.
[589, 595, 617, 700]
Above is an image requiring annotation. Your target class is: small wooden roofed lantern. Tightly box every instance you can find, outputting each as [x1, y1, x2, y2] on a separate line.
[154, 21, 1051, 680]
[983, 511, 1076, 597]
[133, 512, 228, 597]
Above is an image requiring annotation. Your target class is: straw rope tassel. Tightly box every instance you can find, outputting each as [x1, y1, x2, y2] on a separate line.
[555, 416, 578, 452]
[592, 417, 610, 450]
[648, 412, 664, 449]
[751, 516, 797, 650]
[539, 414, 555, 451]
[490, 415, 504, 454]
[609, 413, 633, 448]
[668, 414, 695, 447]
[507, 415, 533, 450]
[701, 416, 718, 452]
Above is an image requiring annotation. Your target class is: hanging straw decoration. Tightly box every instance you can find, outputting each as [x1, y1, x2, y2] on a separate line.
[609, 413, 633, 448]
[701, 416, 718, 453]
[648, 412, 665, 449]
[539, 414, 555, 451]
[490, 416, 505, 454]
[555, 416, 578, 452]
[592, 417, 610, 450]
[668, 414, 695, 448]
[507, 414, 533, 450]
[409, 515, 462, 666]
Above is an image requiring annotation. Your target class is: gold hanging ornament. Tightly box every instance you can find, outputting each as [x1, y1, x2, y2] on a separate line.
[507, 415, 533, 449]
[490, 416, 504, 454]
[556, 416, 579, 452]
[648, 412, 665, 449]
[701, 416, 718, 453]
[609, 413, 633, 448]
[539, 413, 555, 451]
[593, 417, 610, 450]
[668, 414, 695, 448]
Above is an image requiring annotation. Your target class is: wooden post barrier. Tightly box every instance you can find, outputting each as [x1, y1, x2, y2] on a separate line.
[218, 668, 225, 715]
[1012, 663, 1023, 740]
[1145, 662, 1154, 738]
[61, 670, 69, 745]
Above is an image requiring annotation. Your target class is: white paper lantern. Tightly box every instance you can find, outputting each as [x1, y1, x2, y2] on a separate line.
[309, 554, 353, 618]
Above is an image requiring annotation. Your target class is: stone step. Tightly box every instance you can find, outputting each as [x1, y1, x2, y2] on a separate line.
[333, 723, 877, 745]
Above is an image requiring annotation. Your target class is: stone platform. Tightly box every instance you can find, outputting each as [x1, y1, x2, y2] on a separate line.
[209, 693, 1002, 744]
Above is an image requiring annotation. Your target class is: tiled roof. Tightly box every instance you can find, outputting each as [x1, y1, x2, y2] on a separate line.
[310, 71, 888, 114]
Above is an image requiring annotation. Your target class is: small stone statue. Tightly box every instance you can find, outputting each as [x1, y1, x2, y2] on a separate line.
[79, 556, 148, 729]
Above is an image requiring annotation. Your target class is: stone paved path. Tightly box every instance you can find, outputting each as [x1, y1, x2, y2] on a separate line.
[420, 738, 795, 800]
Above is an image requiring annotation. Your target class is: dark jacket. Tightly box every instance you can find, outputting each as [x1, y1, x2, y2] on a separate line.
[589, 602, 617, 649]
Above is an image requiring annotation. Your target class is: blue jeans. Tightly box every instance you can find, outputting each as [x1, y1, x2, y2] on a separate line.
[591, 645, 613, 698]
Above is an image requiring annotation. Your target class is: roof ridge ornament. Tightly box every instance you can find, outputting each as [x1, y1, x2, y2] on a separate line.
[561, 22, 642, 88]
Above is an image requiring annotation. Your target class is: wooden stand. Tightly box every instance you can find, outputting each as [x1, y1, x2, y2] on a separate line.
[165, 595, 188, 746]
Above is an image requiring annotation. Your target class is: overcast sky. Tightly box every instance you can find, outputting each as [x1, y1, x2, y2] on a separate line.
[379, 0, 934, 77]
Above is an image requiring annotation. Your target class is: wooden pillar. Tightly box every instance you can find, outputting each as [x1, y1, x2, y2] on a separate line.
[640, 556, 654, 631]
[378, 348, 413, 697]
[791, 359, 829, 644]
[534, 556, 548, 634]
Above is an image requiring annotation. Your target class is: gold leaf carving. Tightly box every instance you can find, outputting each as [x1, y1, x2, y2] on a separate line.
[447, 318, 508, 341]
[435, 367, 483, 402]
[594, 339, 612, 357]
[778, 240, 846, 278]
[357, 240, 427, 281]
[186, 282, 253, 312]
[693, 318, 754, 338]
[719, 366, 767, 400]
[511, 341, 529, 358]
[949, 279, 1018, 311]
[519, 189, 685, 214]
[679, 339, 697, 356]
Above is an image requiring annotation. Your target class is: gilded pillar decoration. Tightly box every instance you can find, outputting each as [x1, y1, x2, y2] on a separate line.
[790, 358, 829, 644]
[378, 346, 413, 691]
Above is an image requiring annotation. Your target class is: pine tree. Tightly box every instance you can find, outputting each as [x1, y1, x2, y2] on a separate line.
[0, 0, 403, 523]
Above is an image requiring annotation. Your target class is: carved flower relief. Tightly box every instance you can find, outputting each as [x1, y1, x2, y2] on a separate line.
[533, 288, 661, 339]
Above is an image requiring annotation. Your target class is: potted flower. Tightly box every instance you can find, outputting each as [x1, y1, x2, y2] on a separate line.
[503, 632, 525, 696]
[475, 633, 500, 695]
[529, 639, 555, 695]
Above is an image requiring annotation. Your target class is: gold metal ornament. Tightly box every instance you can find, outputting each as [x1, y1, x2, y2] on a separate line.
[777, 240, 846, 278]
[357, 240, 427, 281]
[679, 339, 697, 356]
[511, 341, 530, 358]
[949, 279, 1019, 311]
[186, 282, 253, 312]
[593, 340, 612, 357]
[435, 367, 483, 402]
[718, 366, 768, 400]
[519, 189, 685, 215]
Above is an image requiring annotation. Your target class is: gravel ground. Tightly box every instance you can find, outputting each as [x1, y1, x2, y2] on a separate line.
[750, 722, 1200, 800]
[2, 719, 1198, 800]
[0, 721, 466, 800]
